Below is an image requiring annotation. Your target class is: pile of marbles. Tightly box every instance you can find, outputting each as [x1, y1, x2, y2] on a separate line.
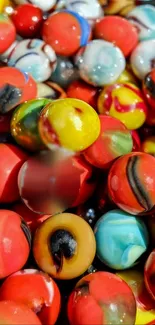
[1, 0, 155, 324]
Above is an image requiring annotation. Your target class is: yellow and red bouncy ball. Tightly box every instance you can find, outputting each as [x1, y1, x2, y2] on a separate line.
[98, 83, 148, 130]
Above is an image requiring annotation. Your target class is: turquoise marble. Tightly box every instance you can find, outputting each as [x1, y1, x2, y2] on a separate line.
[94, 209, 149, 270]
[127, 5, 155, 42]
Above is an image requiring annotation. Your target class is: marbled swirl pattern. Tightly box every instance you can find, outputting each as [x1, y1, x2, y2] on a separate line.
[94, 209, 149, 270]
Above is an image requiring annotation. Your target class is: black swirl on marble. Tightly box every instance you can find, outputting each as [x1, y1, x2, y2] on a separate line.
[49, 229, 77, 273]
[126, 155, 153, 211]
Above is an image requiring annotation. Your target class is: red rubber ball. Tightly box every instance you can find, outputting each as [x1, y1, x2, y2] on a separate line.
[0, 210, 31, 279]
[94, 16, 138, 57]
[11, 4, 43, 38]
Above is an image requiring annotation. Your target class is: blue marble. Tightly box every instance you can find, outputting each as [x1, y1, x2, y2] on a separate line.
[50, 55, 79, 88]
[127, 5, 155, 41]
[94, 209, 149, 270]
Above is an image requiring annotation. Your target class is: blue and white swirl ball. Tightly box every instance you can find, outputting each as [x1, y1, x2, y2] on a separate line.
[94, 209, 149, 270]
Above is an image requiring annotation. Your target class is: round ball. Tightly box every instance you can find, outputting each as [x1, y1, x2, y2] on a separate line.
[68, 272, 136, 325]
[0, 269, 61, 325]
[75, 39, 125, 86]
[108, 152, 155, 215]
[33, 213, 96, 279]
[38, 98, 100, 151]
[98, 83, 147, 130]
[94, 209, 149, 269]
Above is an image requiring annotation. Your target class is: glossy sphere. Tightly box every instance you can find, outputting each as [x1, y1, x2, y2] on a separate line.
[0, 14, 16, 54]
[37, 81, 66, 100]
[13, 0, 57, 11]
[66, 0, 103, 22]
[84, 115, 133, 169]
[117, 270, 155, 325]
[145, 250, 155, 300]
[39, 98, 100, 151]
[42, 10, 91, 56]
[94, 16, 138, 57]
[11, 4, 43, 38]
[11, 98, 51, 152]
[18, 152, 97, 214]
[0, 144, 28, 203]
[146, 107, 155, 126]
[0, 210, 31, 278]
[143, 69, 155, 110]
[94, 209, 149, 269]
[8, 39, 57, 82]
[0, 269, 61, 325]
[75, 40, 125, 86]
[131, 130, 141, 152]
[0, 301, 41, 325]
[127, 5, 155, 42]
[68, 272, 136, 325]
[67, 80, 98, 109]
[50, 55, 79, 89]
[33, 213, 96, 279]
[131, 39, 155, 80]
[108, 152, 155, 215]
[0, 67, 37, 113]
[98, 83, 147, 130]
[13, 202, 49, 234]
[141, 136, 155, 154]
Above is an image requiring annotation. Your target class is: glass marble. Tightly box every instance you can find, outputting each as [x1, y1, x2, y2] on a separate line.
[94, 209, 149, 269]
[7, 39, 57, 82]
[98, 83, 147, 130]
[50, 56, 79, 89]
[42, 10, 91, 57]
[13, 0, 57, 12]
[38, 98, 100, 152]
[11, 98, 51, 152]
[68, 272, 136, 325]
[131, 39, 155, 80]
[0, 67, 37, 113]
[18, 150, 97, 214]
[33, 213, 96, 279]
[127, 5, 155, 42]
[117, 270, 155, 325]
[108, 152, 155, 215]
[66, 0, 103, 22]
[75, 40, 126, 86]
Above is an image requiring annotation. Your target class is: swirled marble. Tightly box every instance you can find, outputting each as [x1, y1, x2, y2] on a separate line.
[66, 0, 103, 22]
[94, 209, 149, 270]
[7, 39, 57, 82]
[127, 5, 155, 42]
[75, 40, 125, 86]
[131, 39, 155, 80]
